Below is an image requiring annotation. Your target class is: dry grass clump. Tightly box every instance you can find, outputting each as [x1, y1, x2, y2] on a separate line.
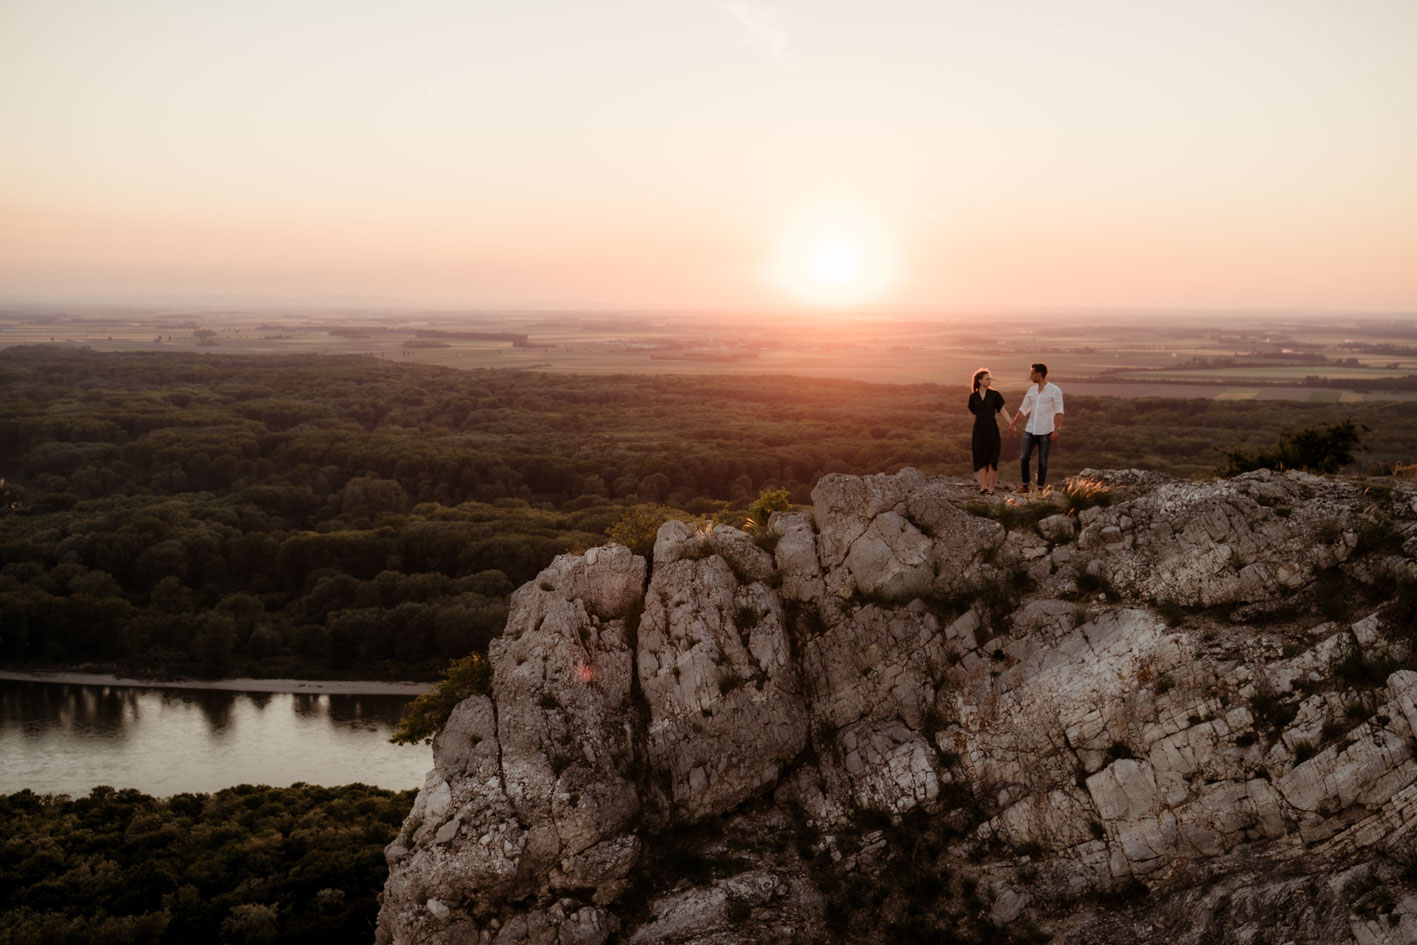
[1058, 476, 1114, 513]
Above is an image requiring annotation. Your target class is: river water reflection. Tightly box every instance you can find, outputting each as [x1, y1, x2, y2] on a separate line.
[0, 679, 432, 796]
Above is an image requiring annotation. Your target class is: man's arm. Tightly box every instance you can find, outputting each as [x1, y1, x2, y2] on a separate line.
[1010, 389, 1034, 433]
[1049, 388, 1064, 438]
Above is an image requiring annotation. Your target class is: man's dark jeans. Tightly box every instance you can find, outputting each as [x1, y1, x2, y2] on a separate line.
[1020, 431, 1052, 488]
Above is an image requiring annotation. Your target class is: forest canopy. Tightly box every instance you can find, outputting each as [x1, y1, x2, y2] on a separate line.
[3, 346, 1413, 679]
[0, 783, 412, 945]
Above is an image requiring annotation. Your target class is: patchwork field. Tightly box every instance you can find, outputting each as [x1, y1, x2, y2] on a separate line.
[4, 305, 1416, 402]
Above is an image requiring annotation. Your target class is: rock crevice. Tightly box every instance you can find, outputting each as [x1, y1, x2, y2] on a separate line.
[378, 468, 1417, 945]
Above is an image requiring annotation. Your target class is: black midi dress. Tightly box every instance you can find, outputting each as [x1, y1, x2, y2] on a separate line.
[969, 389, 1005, 471]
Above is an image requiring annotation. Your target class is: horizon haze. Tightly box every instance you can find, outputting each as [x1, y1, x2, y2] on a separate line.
[3, 1, 1415, 314]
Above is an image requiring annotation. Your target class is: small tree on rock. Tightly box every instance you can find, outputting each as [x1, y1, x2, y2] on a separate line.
[1219, 421, 1366, 476]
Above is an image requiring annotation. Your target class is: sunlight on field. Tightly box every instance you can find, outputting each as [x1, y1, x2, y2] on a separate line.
[1116, 367, 1411, 381]
[6, 308, 1417, 403]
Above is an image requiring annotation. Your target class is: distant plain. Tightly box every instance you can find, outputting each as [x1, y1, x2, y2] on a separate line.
[3, 305, 1416, 403]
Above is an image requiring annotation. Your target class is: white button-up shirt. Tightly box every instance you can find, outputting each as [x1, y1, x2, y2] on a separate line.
[1018, 382, 1064, 435]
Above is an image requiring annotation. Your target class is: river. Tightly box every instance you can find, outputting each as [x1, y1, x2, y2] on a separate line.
[0, 678, 434, 796]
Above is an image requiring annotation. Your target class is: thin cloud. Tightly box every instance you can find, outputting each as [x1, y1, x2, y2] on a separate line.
[721, 1, 787, 59]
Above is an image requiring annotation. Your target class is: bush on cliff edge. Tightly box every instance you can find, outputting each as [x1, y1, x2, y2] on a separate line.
[389, 654, 492, 745]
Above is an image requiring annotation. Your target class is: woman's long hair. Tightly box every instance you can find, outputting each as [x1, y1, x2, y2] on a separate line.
[971, 368, 990, 393]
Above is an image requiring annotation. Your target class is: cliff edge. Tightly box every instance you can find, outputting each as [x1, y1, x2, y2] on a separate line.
[377, 467, 1417, 945]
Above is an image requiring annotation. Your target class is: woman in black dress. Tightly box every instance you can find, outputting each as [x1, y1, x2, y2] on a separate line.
[968, 368, 1013, 494]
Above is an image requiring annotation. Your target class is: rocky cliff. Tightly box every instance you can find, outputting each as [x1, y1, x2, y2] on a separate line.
[377, 467, 1417, 945]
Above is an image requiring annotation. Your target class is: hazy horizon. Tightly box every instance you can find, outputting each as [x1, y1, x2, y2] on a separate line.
[3, 1, 1415, 313]
[2, 293, 1413, 324]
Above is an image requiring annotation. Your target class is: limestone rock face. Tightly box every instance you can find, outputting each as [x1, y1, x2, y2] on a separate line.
[378, 544, 646, 942]
[379, 468, 1417, 945]
[379, 696, 526, 945]
[811, 469, 1004, 602]
[637, 522, 808, 819]
[1074, 469, 1362, 606]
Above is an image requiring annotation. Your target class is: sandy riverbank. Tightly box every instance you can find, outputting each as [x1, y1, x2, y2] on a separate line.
[0, 669, 433, 696]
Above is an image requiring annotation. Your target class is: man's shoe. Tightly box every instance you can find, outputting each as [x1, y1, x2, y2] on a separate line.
[1012, 484, 1031, 495]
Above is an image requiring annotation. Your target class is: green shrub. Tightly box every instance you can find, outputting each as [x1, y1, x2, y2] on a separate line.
[1219, 421, 1366, 476]
[1249, 687, 1297, 732]
[976, 567, 1034, 626]
[1355, 508, 1402, 555]
[989, 499, 1060, 531]
[607, 505, 691, 558]
[1314, 568, 1352, 621]
[743, 486, 791, 533]
[1316, 519, 1344, 544]
[1331, 649, 1397, 689]
[1074, 569, 1118, 601]
[751, 530, 780, 554]
[1391, 837, 1417, 885]
[1388, 578, 1417, 639]
[716, 666, 742, 695]
[1320, 718, 1348, 744]
[389, 653, 493, 745]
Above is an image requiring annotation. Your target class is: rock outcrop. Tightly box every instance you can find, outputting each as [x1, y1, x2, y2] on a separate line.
[379, 468, 1417, 945]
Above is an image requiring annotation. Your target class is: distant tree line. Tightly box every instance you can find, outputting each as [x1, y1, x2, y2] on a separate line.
[0, 783, 412, 945]
[2, 346, 1413, 679]
[1301, 375, 1417, 391]
[326, 327, 530, 345]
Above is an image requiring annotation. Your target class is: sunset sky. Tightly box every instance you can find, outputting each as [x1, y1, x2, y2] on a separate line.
[2, 1, 1414, 311]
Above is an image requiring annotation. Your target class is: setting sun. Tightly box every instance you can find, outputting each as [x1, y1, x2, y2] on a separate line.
[774, 209, 895, 306]
[811, 239, 861, 287]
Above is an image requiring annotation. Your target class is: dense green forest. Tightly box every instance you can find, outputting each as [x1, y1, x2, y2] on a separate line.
[0, 783, 412, 945]
[3, 345, 1414, 679]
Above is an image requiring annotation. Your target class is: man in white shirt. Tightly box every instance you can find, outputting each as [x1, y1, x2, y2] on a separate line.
[1008, 362, 1064, 495]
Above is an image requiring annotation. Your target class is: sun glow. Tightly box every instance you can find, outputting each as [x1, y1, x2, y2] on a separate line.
[774, 209, 895, 306]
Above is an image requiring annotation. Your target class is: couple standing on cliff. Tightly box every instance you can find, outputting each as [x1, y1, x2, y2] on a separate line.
[967, 362, 1064, 496]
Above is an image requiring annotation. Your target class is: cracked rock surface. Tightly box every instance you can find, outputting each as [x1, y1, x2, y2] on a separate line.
[379, 468, 1417, 945]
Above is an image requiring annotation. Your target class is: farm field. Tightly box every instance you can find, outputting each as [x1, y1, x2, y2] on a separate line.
[1111, 366, 1417, 381]
[4, 305, 1417, 402]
